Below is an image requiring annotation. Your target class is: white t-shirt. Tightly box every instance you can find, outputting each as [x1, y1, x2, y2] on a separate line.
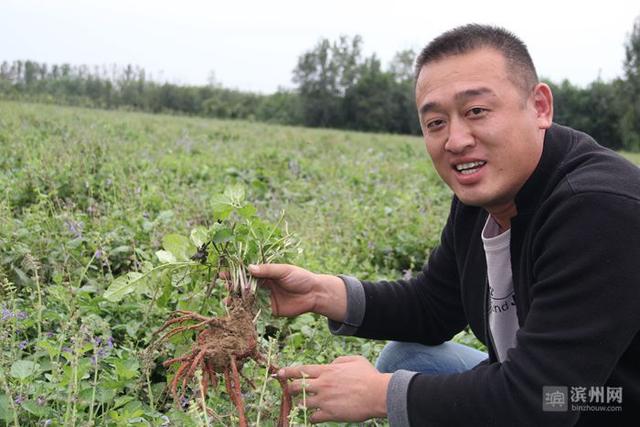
[482, 215, 519, 363]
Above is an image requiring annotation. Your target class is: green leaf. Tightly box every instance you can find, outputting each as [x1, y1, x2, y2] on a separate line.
[111, 245, 132, 255]
[142, 219, 155, 232]
[21, 400, 50, 417]
[237, 203, 257, 219]
[156, 210, 174, 223]
[37, 339, 61, 358]
[79, 386, 116, 404]
[76, 357, 93, 380]
[212, 194, 234, 221]
[155, 250, 176, 264]
[190, 226, 208, 247]
[113, 358, 139, 380]
[0, 394, 14, 421]
[10, 360, 40, 380]
[125, 320, 141, 338]
[112, 395, 135, 410]
[104, 272, 145, 302]
[162, 234, 195, 261]
[212, 227, 233, 244]
[224, 184, 245, 205]
[12, 266, 31, 286]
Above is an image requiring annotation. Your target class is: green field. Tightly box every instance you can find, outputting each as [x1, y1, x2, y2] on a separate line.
[1, 101, 638, 426]
[621, 150, 640, 165]
[0, 101, 454, 426]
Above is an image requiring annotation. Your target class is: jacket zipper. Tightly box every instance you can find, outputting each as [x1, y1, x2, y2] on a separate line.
[484, 275, 496, 359]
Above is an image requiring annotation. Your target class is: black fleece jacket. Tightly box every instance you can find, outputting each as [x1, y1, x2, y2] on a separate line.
[354, 124, 640, 426]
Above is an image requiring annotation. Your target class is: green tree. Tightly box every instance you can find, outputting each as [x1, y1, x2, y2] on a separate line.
[256, 89, 302, 125]
[547, 79, 623, 150]
[343, 55, 394, 132]
[389, 49, 416, 83]
[620, 15, 640, 151]
[388, 49, 420, 135]
[293, 35, 363, 127]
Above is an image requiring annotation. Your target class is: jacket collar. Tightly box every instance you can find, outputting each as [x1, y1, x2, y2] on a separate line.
[513, 123, 572, 216]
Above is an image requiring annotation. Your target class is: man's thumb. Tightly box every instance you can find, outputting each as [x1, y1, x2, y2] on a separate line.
[248, 263, 289, 279]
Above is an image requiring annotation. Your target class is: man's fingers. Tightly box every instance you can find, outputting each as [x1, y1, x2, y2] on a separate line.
[331, 355, 365, 364]
[280, 364, 325, 380]
[288, 378, 317, 395]
[300, 394, 320, 409]
[309, 408, 332, 424]
[269, 290, 281, 316]
[248, 263, 291, 279]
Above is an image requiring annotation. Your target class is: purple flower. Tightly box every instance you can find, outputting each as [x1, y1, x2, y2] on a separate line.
[16, 311, 27, 320]
[43, 420, 52, 427]
[90, 336, 113, 365]
[62, 346, 72, 353]
[37, 396, 46, 406]
[46, 332, 54, 338]
[180, 396, 190, 409]
[1, 308, 12, 321]
[18, 340, 28, 350]
[94, 249, 103, 259]
[64, 219, 84, 239]
[14, 395, 24, 405]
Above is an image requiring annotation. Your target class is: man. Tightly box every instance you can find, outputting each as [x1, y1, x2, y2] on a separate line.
[249, 24, 640, 426]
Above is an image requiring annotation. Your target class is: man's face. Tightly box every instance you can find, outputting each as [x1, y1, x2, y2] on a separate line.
[415, 48, 551, 213]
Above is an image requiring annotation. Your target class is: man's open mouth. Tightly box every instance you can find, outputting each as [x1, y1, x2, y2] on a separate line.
[454, 161, 487, 175]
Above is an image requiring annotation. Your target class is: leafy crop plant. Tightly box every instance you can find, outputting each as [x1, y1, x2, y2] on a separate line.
[105, 186, 298, 426]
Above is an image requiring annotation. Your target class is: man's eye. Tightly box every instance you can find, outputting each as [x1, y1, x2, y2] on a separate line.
[467, 107, 487, 117]
[427, 119, 445, 130]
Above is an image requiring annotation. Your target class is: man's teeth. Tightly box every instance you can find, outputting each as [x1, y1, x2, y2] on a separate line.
[455, 161, 486, 174]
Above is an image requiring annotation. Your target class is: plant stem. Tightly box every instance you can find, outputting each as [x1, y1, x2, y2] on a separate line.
[88, 355, 99, 425]
[197, 369, 210, 427]
[63, 340, 79, 427]
[302, 373, 308, 426]
[0, 372, 20, 427]
[76, 250, 97, 289]
[255, 338, 275, 427]
[33, 266, 43, 340]
[146, 369, 155, 412]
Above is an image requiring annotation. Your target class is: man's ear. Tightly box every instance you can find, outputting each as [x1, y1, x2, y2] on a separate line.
[532, 83, 553, 129]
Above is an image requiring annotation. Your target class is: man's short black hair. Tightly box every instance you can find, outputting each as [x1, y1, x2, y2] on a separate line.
[415, 24, 539, 94]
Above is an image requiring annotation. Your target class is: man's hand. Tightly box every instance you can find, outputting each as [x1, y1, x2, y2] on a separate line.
[248, 264, 347, 322]
[279, 355, 392, 423]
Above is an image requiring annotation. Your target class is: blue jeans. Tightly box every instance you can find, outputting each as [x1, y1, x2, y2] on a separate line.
[376, 341, 488, 375]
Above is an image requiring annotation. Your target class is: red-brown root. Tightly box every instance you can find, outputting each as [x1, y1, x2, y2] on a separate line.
[153, 302, 292, 425]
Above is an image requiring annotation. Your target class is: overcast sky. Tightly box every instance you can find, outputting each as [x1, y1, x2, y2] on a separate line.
[1, 0, 638, 93]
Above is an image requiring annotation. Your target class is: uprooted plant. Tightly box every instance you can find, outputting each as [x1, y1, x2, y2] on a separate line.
[105, 185, 298, 426]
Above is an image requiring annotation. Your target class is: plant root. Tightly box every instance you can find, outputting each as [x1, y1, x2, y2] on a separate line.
[153, 297, 292, 426]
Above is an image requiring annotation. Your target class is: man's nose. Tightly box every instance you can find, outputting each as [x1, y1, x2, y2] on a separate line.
[444, 118, 475, 154]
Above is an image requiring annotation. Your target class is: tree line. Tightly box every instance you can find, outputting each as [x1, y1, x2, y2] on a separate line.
[1, 17, 639, 150]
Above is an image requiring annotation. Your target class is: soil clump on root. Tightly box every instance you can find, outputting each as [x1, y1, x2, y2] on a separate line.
[154, 295, 291, 427]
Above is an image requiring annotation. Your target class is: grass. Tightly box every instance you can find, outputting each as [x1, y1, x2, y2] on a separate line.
[0, 100, 452, 426]
[3, 100, 635, 426]
[620, 150, 640, 165]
